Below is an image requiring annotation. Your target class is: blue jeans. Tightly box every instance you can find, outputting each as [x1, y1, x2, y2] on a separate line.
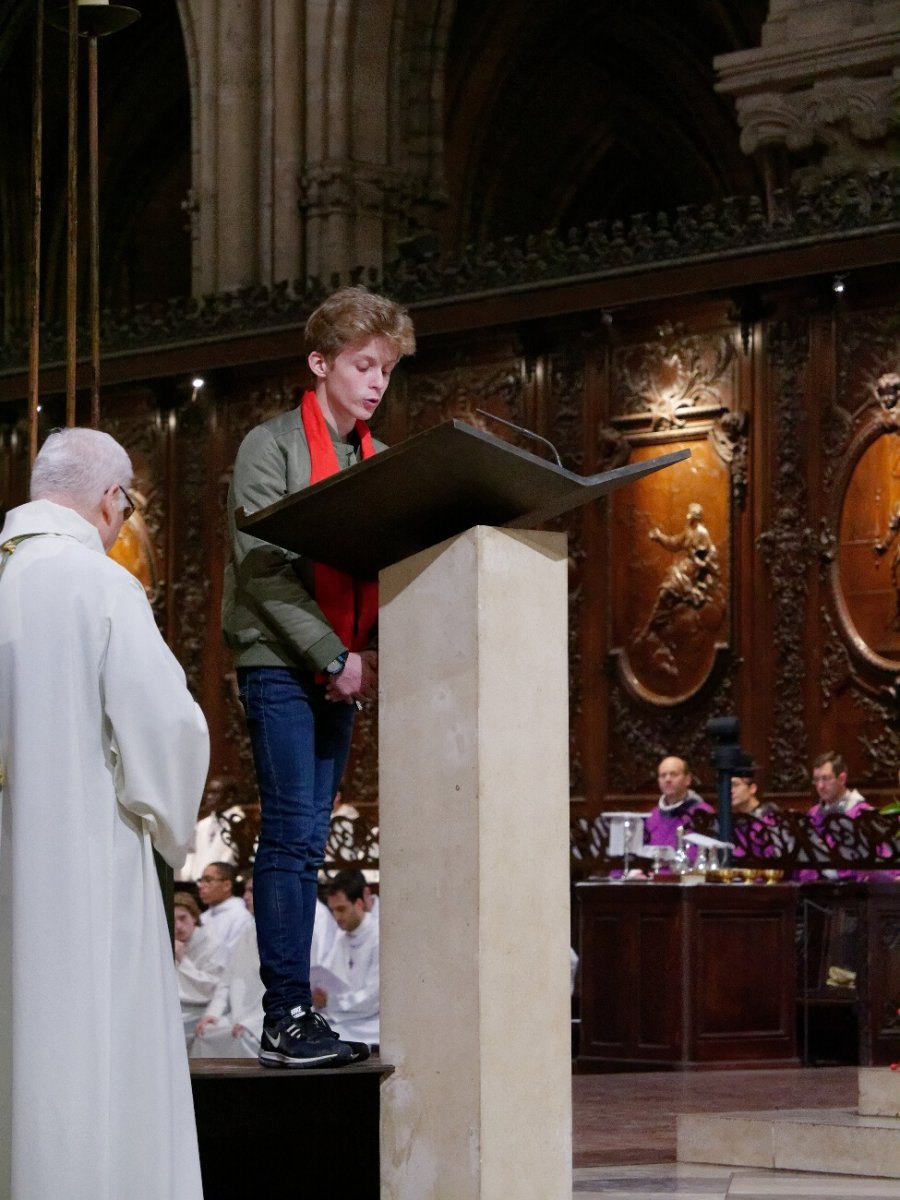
[238, 666, 355, 1021]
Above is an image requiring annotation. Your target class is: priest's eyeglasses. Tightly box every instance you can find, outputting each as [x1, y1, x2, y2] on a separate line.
[119, 486, 136, 522]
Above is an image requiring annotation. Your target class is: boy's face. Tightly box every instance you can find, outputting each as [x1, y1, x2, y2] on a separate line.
[309, 335, 399, 436]
[173, 907, 195, 944]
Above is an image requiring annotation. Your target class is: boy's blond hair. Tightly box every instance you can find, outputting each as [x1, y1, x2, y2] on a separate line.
[304, 286, 416, 361]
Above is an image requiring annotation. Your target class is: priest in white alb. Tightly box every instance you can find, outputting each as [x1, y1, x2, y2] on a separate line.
[0, 428, 210, 1200]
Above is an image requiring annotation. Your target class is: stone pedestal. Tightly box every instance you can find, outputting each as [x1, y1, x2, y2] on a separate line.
[378, 525, 572, 1200]
[859, 1066, 900, 1117]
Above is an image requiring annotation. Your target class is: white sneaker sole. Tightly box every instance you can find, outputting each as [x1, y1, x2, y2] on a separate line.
[258, 1047, 345, 1068]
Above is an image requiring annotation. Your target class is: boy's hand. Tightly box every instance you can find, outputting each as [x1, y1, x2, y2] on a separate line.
[325, 651, 378, 703]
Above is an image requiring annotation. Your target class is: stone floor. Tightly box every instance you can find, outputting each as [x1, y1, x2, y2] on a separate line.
[572, 1161, 900, 1196]
[571, 1066, 893, 1198]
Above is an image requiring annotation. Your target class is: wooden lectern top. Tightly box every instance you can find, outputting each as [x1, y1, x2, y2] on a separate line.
[236, 419, 690, 577]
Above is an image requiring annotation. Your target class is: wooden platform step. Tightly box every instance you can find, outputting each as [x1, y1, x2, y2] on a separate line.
[190, 1057, 392, 1200]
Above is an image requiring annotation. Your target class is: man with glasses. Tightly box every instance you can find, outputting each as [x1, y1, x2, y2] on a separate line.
[0, 427, 210, 1200]
[197, 861, 252, 958]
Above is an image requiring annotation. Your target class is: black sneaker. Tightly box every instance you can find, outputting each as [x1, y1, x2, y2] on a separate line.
[312, 1011, 371, 1064]
[303, 1012, 372, 1064]
[258, 1006, 369, 1068]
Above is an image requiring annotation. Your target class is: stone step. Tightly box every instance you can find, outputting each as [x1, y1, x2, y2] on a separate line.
[677, 1107, 900, 1179]
[860, 1067, 900, 1117]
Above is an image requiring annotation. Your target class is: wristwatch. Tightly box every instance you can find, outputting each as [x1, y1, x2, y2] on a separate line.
[324, 651, 348, 676]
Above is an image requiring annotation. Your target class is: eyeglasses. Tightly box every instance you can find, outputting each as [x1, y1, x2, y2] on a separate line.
[198, 874, 225, 885]
[119, 485, 136, 522]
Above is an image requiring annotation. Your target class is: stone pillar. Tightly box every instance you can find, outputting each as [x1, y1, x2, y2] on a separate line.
[298, 161, 423, 284]
[176, 0, 449, 292]
[714, 0, 900, 192]
[378, 525, 572, 1200]
[177, 0, 305, 295]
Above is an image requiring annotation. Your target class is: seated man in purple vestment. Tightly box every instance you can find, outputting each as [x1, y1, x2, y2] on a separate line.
[798, 750, 874, 882]
[731, 773, 778, 820]
[730, 770, 782, 861]
[644, 755, 714, 855]
[808, 751, 870, 824]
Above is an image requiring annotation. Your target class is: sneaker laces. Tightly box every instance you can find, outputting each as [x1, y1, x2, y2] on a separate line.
[282, 1006, 340, 1041]
[302, 1010, 340, 1040]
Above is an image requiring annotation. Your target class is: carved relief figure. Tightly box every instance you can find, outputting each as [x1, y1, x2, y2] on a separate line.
[635, 502, 721, 676]
[873, 500, 900, 630]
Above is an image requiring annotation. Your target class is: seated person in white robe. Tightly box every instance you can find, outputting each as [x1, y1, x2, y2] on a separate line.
[310, 894, 339, 968]
[174, 892, 228, 1049]
[176, 775, 242, 883]
[312, 870, 379, 1049]
[196, 861, 253, 959]
[192, 876, 263, 1059]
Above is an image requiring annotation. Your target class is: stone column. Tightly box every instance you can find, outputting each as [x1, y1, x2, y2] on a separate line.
[176, 0, 449, 292]
[177, 0, 305, 294]
[378, 525, 573, 1200]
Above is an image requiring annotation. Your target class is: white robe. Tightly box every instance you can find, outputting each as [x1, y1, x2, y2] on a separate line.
[317, 909, 380, 1046]
[175, 808, 241, 883]
[177, 924, 229, 1047]
[191, 919, 264, 1059]
[0, 500, 210, 1200]
[203, 893, 253, 959]
[311, 896, 339, 968]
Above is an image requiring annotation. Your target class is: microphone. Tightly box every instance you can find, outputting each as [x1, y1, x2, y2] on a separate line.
[474, 409, 563, 468]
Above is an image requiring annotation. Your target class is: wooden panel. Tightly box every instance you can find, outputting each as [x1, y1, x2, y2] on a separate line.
[867, 890, 900, 1065]
[581, 909, 631, 1053]
[688, 894, 796, 1064]
[1, 266, 899, 845]
[636, 911, 681, 1054]
[576, 882, 797, 1071]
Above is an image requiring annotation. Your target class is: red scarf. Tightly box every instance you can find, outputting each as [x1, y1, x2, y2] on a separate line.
[300, 391, 379, 660]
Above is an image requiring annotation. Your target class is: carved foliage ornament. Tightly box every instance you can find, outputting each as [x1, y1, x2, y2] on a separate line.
[407, 362, 522, 433]
[607, 656, 737, 793]
[612, 324, 736, 431]
[735, 76, 900, 180]
[689, 808, 900, 871]
[708, 408, 749, 508]
[758, 318, 815, 790]
[1, 172, 898, 370]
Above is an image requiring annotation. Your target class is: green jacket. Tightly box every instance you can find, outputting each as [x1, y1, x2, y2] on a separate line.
[222, 405, 385, 672]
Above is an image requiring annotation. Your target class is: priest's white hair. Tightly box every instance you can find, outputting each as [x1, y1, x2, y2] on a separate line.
[30, 427, 133, 508]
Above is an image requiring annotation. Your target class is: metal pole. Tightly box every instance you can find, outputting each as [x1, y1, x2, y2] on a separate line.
[65, 0, 78, 427]
[27, 0, 44, 466]
[87, 33, 100, 428]
[45, 0, 140, 426]
[707, 716, 753, 867]
[717, 766, 734, 853]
